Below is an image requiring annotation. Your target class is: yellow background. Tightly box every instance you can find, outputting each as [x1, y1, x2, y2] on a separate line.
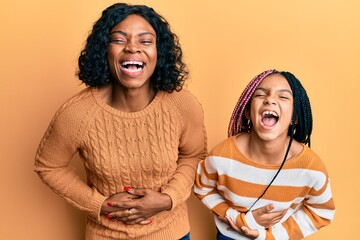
[1, 0, 359, 239]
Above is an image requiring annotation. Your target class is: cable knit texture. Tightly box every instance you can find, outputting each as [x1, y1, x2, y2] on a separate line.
[194, 136, 335, 240]
[35, 87, 207, 240]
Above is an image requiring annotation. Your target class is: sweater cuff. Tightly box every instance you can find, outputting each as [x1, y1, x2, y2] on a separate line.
[90, 190, 108, 221]
[161, 188, 177, 210]
[226, 207, 240, 223]
[245, 211, 265, 230]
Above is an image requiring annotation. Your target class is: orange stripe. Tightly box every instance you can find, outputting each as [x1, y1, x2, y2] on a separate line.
[201, 161, 218, 181]
[218, 175, 310, 201]
[265, 228, 276, 240]
[303, 206, 332, 229]
[305, 198, 335, 210]
[282, 216, 304, 239]
[212, 202, 230, 218]
[235, 212, 247, 227]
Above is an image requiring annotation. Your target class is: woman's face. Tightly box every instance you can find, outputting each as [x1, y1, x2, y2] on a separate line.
[107, 14, 157, 91]
[249, 74, 294, 142]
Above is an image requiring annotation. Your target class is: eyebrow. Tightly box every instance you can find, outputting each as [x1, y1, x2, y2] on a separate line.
[110, 30, 156, 37]
[255, 87, 293, 95]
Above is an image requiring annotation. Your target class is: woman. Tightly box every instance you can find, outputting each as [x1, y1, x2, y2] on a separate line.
[35, 3, 207, 240]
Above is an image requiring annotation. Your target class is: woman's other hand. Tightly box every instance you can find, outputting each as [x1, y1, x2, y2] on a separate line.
[105, 187, 172, 224]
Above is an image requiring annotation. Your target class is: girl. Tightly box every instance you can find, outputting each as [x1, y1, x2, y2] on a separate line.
[194, 69, 335, 239]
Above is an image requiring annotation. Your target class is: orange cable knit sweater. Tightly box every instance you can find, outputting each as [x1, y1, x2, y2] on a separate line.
[35, 87, 207, 240]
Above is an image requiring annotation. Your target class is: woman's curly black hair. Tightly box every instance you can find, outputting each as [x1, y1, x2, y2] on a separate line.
[77, 3, 188, 92]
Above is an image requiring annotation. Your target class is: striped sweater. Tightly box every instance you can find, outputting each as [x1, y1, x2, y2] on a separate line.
[194, 136, 335, 240]
[35, 87, 207, 240]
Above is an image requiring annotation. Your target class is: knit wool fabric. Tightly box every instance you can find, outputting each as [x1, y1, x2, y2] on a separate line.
[35, 87, 207, 240]
[194, 136, 335, 240]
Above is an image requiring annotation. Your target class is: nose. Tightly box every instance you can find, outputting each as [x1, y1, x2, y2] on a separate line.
[264, 95, 276, 105]
[124, 41, 141, 53]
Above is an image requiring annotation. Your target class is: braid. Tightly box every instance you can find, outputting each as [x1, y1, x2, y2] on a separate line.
[228, 69, 277, 137]
[279, 72, 313, 146]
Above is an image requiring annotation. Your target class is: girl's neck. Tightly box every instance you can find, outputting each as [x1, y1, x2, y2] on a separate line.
[241, 133, 292, 165]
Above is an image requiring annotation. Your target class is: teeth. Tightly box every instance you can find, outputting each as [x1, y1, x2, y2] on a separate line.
[262, 110, 278, 117]
[121, 61, 144, 66]
[123, 68, 142, 73]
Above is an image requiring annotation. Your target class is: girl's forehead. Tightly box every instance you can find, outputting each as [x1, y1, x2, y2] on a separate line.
[258, 74, 291, 89]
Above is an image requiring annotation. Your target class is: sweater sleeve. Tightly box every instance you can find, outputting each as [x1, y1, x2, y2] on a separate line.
[194, 155, 251, 229]
[34, 97, 107, 221]
[194, 157, 229, 217]
[161, 91, 207, 209]
[268, 177, 335, 239]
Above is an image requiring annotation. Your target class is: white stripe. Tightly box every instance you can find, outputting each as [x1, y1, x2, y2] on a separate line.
[272, 223, 289, 240]
[293, 210, 317, 237]
[307, 206, 335, 221]
[206, 156, 327, 190]
[201, 194, 226, 209]
[307, 181, 333, 204]
[193, 185, 213, 196]
[217, 184, 305, 210]
[195, 161, 216, 187]
[199, 172, 216, 186]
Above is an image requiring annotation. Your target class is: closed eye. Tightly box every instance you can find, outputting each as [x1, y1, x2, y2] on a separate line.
[140, 40, 154, 45]
[279, 96, 290, 99]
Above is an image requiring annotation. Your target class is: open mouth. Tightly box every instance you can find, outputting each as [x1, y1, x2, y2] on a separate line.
[261, 110, 279, 127]
[121, 61, 145, 73]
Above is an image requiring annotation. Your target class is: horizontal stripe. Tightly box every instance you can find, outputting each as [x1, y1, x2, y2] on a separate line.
[217, 184, 305, 210]
[307, 181, 333, 204]
[307, 205, 335, 221]
[201, 193, 226, 209]
[193, 184, 215, 197]
[218, 174, 311, 201]
[205, 156, 327, 190]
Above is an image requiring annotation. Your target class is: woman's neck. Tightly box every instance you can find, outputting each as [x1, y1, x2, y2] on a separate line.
[110, 84, 156, 112]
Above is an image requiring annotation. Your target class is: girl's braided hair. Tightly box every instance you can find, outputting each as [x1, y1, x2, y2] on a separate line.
[228, 69, 313, 146]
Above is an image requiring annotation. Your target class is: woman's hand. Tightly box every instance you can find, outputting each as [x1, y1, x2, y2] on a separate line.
[251, 204, 287, 228]
[101, 191, 139, 216]
[105, 187, 172, 224]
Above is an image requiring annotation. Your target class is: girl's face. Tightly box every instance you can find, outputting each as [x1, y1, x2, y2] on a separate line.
[249, 73, 294, 142]
[107, 14, 157, 91]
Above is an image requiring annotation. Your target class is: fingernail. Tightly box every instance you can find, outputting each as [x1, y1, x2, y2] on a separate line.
[106, 214, 112, 219]
[107, 202, 113, 207]
[124, 186, 132, 191]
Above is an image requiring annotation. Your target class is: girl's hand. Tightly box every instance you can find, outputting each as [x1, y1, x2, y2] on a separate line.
[226, 216, 259, 239]
[252, 204, 288, 228]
